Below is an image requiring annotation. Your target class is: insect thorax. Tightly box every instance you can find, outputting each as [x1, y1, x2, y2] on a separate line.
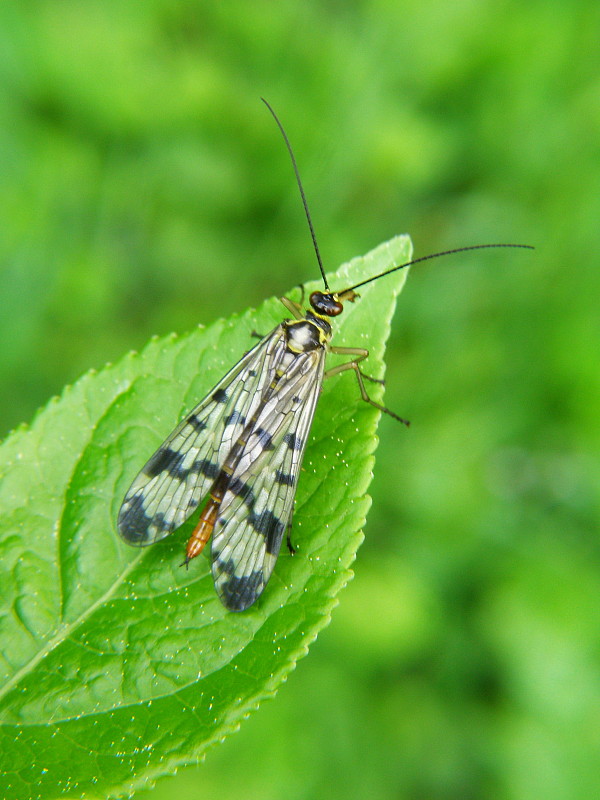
[284, 312, 332, 354]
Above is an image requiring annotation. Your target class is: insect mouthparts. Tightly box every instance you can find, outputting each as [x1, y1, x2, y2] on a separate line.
[335, 289, 360, 304]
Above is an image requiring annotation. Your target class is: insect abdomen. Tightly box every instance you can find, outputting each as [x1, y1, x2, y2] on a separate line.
[186, 497, 220, 561]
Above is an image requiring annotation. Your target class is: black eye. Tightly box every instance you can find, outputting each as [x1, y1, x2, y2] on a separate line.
[309, 292, 343, 316]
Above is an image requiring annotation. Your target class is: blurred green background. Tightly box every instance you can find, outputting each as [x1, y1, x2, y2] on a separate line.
[1, 1, 598, 798]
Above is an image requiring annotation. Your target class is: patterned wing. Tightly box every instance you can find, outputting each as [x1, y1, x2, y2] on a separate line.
[211, 346, 326, 611]
[118, 325, 288, 546]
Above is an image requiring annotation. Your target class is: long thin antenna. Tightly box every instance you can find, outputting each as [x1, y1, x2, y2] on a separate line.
[261, 97, 329, 290]
[340, 243, 535, 294]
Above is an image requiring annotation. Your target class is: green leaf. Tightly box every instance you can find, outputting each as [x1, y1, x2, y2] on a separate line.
[0, 235, 411, 799]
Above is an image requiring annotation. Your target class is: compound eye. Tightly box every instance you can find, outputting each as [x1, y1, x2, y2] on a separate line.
[309, 291, 343, 316]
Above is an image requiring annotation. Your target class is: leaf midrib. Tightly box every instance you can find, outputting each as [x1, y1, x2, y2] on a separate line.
[0, 554, 143, 705]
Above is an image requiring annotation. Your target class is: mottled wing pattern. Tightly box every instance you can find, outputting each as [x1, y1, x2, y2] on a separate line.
[118, 325, 288, 546]
[212, 346, 326, 611]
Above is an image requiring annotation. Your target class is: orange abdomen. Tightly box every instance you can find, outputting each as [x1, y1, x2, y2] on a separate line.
[186, 497, 220, 560]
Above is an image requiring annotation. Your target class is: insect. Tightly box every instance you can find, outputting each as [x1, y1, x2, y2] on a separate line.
[117, 99, 532, 611]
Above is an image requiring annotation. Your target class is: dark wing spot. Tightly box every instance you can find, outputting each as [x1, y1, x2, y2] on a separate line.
[145, 449, 219, 482]
[254, 428, 274, 451]
[283, 433, 303, 451]
[248, 510, 285, 552]
[193, 459, 220, 480]
[275, 470, 295, 486]
[212, 388, 228, 403]
[188, 415, 206, 431]
[118, 496, 171, 544]
[215, 556, 236, 575]
[217, 566, 265, 612]
[144, 447, 185, 478]
[228, 477, 255, 507]
[224, 410, 246, 427]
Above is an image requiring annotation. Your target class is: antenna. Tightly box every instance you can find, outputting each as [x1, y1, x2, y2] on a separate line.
[262, 98, 329, 290]
[339, 243, 535, 294]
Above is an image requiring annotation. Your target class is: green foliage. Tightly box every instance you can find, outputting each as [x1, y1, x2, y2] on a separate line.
[0, 238, 410, 799]
[1, 1, 598, 798]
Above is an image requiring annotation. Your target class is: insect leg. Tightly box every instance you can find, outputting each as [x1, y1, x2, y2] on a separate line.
[325, 347, 410, 426]
[331, 347, 387, 386]
[280, 295, 305, 320]
[286, 523, 297, 556]
[253, 286, 306, 339]
[329, 346, 369, 362]
[328, 346, 385, 385]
